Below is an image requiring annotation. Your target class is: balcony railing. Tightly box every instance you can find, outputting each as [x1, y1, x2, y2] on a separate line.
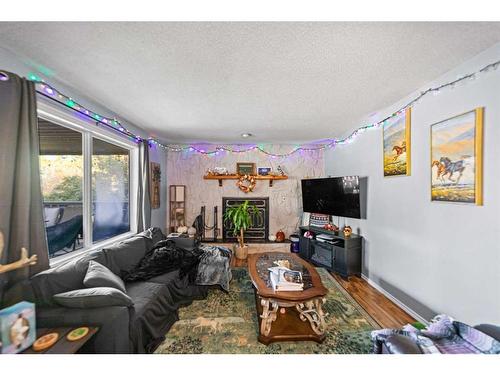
[43, 200, 130, 258]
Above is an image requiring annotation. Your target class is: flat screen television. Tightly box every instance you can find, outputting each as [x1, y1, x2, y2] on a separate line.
[301, 176, 361, 219]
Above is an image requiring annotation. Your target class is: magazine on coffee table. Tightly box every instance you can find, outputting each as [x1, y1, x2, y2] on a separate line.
[268, 266, 304, 291]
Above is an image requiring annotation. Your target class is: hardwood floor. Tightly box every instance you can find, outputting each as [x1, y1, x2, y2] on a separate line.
[331, 274, 415, 329]
[231, 256, 415, 329]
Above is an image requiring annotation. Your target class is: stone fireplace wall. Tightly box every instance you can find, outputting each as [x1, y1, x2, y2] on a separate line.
[166, 145, 325, 239]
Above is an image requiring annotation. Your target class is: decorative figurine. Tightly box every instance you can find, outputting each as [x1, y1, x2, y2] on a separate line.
[323, 223, 339, 233]
[177, 226, 188, 234]
[343, 226, 353, 237]
[275, 229, 285, 242]
[213, 167, 229, 175]
[303, 231, 314, 239]
[187, 226, 197, 238]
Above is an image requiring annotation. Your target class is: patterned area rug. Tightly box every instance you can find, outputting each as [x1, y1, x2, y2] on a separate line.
[155, 267, 379, 354]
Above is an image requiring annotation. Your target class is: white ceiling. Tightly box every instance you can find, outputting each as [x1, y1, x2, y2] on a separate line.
[1, 22, 500, 144]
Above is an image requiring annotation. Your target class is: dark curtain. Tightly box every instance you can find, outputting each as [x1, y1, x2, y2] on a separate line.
[0, 71, 49, 306]
[137, 139, 151, 232]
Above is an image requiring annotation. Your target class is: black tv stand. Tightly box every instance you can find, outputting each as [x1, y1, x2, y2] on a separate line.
[298, 226, 362, 278]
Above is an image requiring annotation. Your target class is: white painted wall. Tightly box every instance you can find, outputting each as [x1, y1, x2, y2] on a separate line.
[325, 43, 500, 325]
[1, 47, 168, 231]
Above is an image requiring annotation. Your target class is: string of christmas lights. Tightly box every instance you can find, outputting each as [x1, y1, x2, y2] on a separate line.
[24, 56, 500, 158]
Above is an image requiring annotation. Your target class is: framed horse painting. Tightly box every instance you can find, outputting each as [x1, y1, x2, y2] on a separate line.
[383, 108, 411, 176]
[430, 108, 483, 205]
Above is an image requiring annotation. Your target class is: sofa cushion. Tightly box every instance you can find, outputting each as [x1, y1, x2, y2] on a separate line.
[147, 270, 180, 284]
[31, 250, 107, 306]
[84, 261, 126, 293]
[53, 287, 133, 308]
[103, 236, 149, 275]
[125, 282, 171, 309]
[125, 281, 178, 353]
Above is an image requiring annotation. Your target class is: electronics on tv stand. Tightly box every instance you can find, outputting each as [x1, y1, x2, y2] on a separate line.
[315, 233, 343, 246]
[316, 233, 334, 241]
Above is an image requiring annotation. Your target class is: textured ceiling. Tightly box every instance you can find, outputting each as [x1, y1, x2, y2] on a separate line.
[1, 22, 500, 144]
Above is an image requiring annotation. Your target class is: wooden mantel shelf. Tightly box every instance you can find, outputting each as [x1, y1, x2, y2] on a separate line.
[203, 174, 288, 187]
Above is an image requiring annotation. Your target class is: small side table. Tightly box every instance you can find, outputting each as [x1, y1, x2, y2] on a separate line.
[21, 327, 99, 354]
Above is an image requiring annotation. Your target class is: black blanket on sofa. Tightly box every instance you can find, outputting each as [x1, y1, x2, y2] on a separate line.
[121, 240, 202, 282]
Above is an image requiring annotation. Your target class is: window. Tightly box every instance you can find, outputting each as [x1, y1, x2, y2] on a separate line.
[92, 138, 130, 243]
[38, 100, 137, 260]
[39, 120, 84, 258]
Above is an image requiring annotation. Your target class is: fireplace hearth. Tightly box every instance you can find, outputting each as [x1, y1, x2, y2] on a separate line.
[222, 197, 269, 242]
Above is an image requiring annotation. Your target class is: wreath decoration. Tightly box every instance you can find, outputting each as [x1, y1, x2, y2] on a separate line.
[236, 174, 256, 193]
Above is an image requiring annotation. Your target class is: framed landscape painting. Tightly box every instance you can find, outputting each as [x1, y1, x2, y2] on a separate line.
[430, 108, 483, 205]
[383, 108, 411, 176]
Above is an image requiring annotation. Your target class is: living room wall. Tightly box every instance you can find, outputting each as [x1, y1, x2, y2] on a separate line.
[166, 146, 324, 239]
[0, 46, 168, 231]
[324, 43, 500, 325]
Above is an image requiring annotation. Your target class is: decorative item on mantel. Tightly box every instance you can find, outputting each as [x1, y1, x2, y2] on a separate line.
[236, 162, 256, 176]
[206, 167, 229, 176]
[236, 174, 256, 193]
[203, 169, 288, 187]
[258, 167, 271, 176]
[276, 165, 286, 176]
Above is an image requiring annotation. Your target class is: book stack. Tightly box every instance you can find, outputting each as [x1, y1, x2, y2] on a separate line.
[268, 266, 304, 292]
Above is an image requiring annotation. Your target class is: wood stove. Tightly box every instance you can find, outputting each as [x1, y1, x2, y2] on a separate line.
[222, 197, 269, 242]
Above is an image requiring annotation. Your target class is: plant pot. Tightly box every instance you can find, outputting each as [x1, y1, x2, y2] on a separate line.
[234, 245, 249, 260]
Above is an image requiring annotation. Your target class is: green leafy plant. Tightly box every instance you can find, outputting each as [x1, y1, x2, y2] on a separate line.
[223, 200, 260, 248]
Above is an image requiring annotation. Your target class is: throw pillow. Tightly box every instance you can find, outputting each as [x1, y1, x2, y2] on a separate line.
[53, 287, 133, 308]
[102, 236, 149, 274]
[84, 260, 126, 293]
[421, 314, 456, 339]
[30, 250, 107, 307]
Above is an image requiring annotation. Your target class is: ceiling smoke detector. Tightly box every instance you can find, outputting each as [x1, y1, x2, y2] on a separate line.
[241, 133, 253, 138]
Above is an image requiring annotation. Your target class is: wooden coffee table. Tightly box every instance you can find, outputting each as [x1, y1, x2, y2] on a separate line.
[247, 252, 328, 345]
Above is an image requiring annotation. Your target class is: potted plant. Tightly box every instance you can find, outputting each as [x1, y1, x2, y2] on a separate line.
[223, 200, 260, 260]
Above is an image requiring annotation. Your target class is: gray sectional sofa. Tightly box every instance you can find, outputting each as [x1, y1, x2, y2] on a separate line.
[30, 228, 209, 353]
